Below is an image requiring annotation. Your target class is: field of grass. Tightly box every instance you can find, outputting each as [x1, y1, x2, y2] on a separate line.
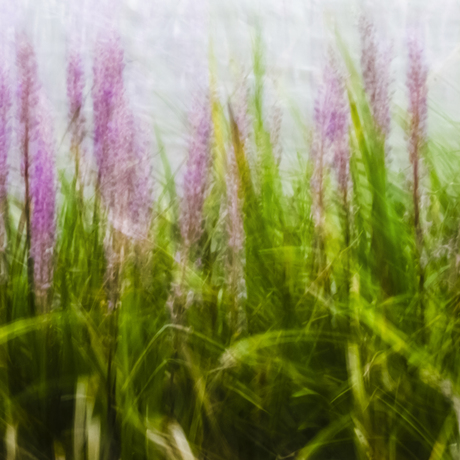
[0, 18, 459, 460]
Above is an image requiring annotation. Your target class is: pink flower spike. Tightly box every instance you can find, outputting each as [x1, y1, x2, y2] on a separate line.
[359, 15, 392, 137]
[407, 31, 428, 165]
[180, 96, 212, 247]
[67, 44, 85, 146]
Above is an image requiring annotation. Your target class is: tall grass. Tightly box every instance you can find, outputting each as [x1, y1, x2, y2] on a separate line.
[0, 21, 459, 460]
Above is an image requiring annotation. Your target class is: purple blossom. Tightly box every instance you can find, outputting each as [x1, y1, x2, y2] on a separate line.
[30, 95, 56, 297]
[407, 32, 428, 165]
[180, 96, 212, 247]
[0, 65, 11, 210]
[311, 58, 350, 223]
[67, 45, 85, 147]
[313, 63, 348, 149]
[0, 65, 11, 254]
[93, 31, 152, 240]
[16, 35, 56, 302]
[406, 30, 428, 239]
[92, 31, 124, 180]
[129, 119, 154, 239]
[359, 16, 392, 137]
[226, 146, 244, 254]
[16, 34, 40, 168]
[104, 97, 153, 239]
[226, 145, 247, 333]
[233, 78, 251, 148]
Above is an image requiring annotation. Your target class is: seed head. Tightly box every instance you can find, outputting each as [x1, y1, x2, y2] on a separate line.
[407, 31, 428, 164]
[180, 96, 212, 247]
[311, 58, 350, 216]
[359, 15, 392, 137]
[30, 95, 56, 297]
[67, 45, 85, 146]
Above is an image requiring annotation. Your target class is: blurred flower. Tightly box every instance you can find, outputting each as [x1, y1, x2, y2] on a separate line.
[406, 30, 428, 240]
[311, 57, 350, 224]
[67, 44, 85, 147]
[226, 147, 244, 254]
[180, 96, 212, 247]
[93, 31, 153, 240]
[30, 95, 56, 300]
[233, 78, 251, 149]
[92, 31, 124, 182]
[17, 35, 56, 305]
[225, 143, 247, 335]
[0, 64, 11, 254]
[105, 98, 153, 240]
[16, 34, 40, 173]
[0, 65, 11, 209]
[407, 32, 428, 165]
[359, 15, 392, 137]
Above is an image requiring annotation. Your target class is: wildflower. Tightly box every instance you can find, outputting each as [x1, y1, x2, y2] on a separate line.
[93, 31, 152, 240]
[407, 32, 428, 166]
[66, 44, 85, 147]
[359, 15, 392, 137]
[30, 95, 56, 302]
[406, 31, 428, 240]
[17, 34, 40, 163]
[311, 58, 350, 225]
[226, 147, 244, 254]
[180, 96, 212, 247]
[233, 78, 251, 149]
[105, 97, 153, 240]
[17, 35, 56, 308]
[0, 65, 11, 254]
[225, 143, 247, 334]
[92, 31, 124, 182]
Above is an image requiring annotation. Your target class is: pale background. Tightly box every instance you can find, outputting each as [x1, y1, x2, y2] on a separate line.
[0, 0, 459, 186]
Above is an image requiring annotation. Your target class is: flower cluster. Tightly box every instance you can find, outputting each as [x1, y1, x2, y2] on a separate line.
[180, 96, 212, 247]
[67, 44, 85, 147]
[0, 64, 11, 258]
[407, 32, 428, 165]
[16, 35, 56, 303]
[30, 96, 56, 298]
[360, 16, 392, 137]
[311, 57, 350, 224]
[92, 31, 153, 240]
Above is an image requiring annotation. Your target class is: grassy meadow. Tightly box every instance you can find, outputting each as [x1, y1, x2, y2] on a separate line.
[0, 19, 459, 460]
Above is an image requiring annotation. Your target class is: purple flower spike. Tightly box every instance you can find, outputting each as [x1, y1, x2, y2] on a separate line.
[30, 95, 56, 298]
[226, 147, 244, 254]
[313, 63, 348, 149]
[311, 58, 350, 223]
[129, 119, 153, 240]
[0, 65, 11, 254]
[407, 32, 428, 165]
[0, 65, 11, 210]
[93, 31, 153, 241]
[180, 96, 212, 247]
[16, 35, 56, 306]
[406, 30, 428, 239]
[104, 97, 153, 240]
[67, 45, 85, 146]
[92, 31, 124, 180]
[16, 34, 40, 165]
[360, 16, 392, 137]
